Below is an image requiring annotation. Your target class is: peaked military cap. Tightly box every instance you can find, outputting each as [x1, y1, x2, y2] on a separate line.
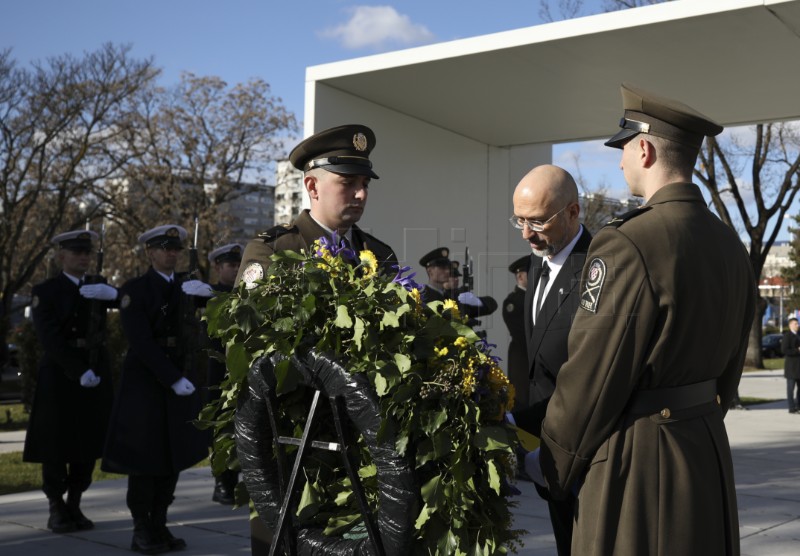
[289, 124, 379, 179]
[208, 243, 243, 264]
[138, 224, 187, 249]
[508, 255, 530, 274]
[419, 247, 451, 268]
[605, 82, 723, 150]
[450, 260, 462, 277]
[51, 230, 98, 251]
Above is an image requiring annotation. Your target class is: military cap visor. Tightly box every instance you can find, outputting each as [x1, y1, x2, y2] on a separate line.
[419, 247, 451, 268]
[51, 230, 98, 251]
[138, 225, 188, 249]
[290, 124, 379, 179]
[605, 82, 723, 150]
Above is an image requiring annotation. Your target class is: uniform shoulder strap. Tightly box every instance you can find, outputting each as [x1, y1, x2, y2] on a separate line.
[605, 206, 652, 228]
[257, 223, 298, 243]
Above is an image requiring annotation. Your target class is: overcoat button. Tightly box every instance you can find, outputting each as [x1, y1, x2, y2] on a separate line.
[716, 395, 721, 405]
[660, 408, 671, 418]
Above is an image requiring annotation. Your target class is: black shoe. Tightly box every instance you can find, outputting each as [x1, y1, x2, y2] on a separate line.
[211, 481, 235, 505]
[47, 497, 77, 534]
[131, 518, 169, 554]
[66, 490, 94, 530]
[158, 526, 187, 551]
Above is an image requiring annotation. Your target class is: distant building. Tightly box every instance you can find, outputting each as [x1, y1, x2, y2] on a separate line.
[274, 160, 304, 225]
[222, 186, 275, 243]
[579, 193, 642, 235]
[762, 241, 791, 279]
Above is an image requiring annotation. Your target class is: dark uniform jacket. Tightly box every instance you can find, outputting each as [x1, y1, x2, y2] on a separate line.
[236, 209, 398, 284]
[206, 282, 233, 404]
[782, 331, 800, 379]
[102, 267, 208, 476]
[512, 227, 592, 436]
[23, 273, 114, 463]
[540, 183, 756, 556]
[502, 285, 528, 409]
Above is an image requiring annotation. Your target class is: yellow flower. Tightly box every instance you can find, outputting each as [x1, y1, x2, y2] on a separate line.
[358, 249, 378, 277]
[454, 336, 469, 350]
[442, 299, 461, 320]
[462, 369, 476, 395]
[409, 287, 422, 305]
[435, 346, 449, 358]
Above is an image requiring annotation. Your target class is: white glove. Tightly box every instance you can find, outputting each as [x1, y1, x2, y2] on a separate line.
[524, 448, 547, 488]
[458, 291, 483, 307]
[79, 283, 118, 301]
[171, 377, 196, 396]
[79, 369, 101, 388]
[181, 280, 215, 298]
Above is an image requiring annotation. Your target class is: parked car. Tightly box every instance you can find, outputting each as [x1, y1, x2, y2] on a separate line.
[761, 334, 784, 358]
[0, 343, 22, 401]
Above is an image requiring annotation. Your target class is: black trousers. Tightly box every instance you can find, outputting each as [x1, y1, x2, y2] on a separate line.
[42, 461, 94, 500]
[535, 482, 576, 556]
[126, 473, 180, 518]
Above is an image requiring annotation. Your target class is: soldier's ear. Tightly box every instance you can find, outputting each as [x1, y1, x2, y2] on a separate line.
[304, 174, 319, 200]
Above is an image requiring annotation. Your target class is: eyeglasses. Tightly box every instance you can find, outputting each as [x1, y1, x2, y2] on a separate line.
[509, 204, 569, 232]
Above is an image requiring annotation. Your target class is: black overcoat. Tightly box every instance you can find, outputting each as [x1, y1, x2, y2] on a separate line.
[102, 267, 208, 475]
[23, 273, 114, 463]
[502, 285, 528, 408]
[782, 331, 800, 379]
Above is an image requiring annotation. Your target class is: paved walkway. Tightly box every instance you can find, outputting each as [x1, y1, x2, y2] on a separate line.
[0, 370, 798, 555]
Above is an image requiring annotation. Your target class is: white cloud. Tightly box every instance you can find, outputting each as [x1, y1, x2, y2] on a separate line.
[320, 6, 435, 50]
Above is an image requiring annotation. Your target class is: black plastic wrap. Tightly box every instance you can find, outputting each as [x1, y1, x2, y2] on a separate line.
[235, 350, 418, 556]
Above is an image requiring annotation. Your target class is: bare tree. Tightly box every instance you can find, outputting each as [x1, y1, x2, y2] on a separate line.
[0, 44, 157, 351]
[696, 124, 800, 367]
[102, 72, 298, 280]
[538, 0, 667, 22]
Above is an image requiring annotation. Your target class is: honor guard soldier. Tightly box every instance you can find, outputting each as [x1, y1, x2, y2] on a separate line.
[502, 256, 529, 409]
[419, 247, 452, 303]
[445, 259, 498, 319]
[206, 243, 243, 505]
[23, 230, 117, 534]
[533, 84, 756, 555]
[236, 124, 397, 289]
[102, 224, 209, 554]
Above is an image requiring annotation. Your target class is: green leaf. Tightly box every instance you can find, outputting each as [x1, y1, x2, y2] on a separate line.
[296, 476, 321, 520]
[353, 316, 365, 350]
[380, 310, 400, 328]
[487, 459, 501, 495]
[335, 305, 353, 328]
[420, 474, 443, 504]
[415, 503, 435, 529]
[473, 426, 511, 452]
[225, 343, 250, 382]
[421, 407, 448, 435]
[374, 372, 389, 396]
[273, 316, 295, 332]
[393, 353, 411, 374]
[274, 358, 301, 395]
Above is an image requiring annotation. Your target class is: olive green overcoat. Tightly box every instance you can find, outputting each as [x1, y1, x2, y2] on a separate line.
[541, 183, 756, 556]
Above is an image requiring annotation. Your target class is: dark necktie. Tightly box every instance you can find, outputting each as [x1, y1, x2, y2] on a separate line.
[533, 261, 550, 322]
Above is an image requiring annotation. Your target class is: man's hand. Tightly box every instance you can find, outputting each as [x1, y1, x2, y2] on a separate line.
[458, 291, 483, 307]
[181, 280, 215, 298]
[79, 369, 101, 388]
[79, 284, 118, 301]
[171, 377, 196, 396]
[524, 447, 547, 488]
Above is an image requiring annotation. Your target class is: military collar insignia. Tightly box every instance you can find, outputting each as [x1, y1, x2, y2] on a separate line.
[606, 206, 651, 228]
[580, 258, 606, 313]
[242, 262, 264, 290]
[353, 132, 368, 151]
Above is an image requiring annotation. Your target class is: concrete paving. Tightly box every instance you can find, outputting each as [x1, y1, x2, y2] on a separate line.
[0, 369, 798, 555]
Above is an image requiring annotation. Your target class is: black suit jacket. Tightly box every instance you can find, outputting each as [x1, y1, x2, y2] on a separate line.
[782, 330, 800, 379]
[513, 227, 592, 436]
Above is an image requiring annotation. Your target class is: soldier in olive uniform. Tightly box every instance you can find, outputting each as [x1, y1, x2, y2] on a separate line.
[501, 256, 529, 409]
[532, 84, 756, 555]
[236, 124, 397, 289]
[102, 225, 210, 554]
[23, 230, 117, 533]
[206, 243, 243, 504]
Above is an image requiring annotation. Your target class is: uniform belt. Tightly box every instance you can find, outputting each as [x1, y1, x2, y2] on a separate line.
[156, 336, 178, 347]
[628, 379, 718, 416]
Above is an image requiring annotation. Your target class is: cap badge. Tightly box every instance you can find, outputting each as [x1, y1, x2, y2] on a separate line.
[580, 258, 607, 313]
[166, 227, 179, 237]
[231, 246, 241, 254]
[78, 232, 91, 240]
[441, 249, 448, 257]
[353, 133, 368, 152]
[241, 262, 264, 290]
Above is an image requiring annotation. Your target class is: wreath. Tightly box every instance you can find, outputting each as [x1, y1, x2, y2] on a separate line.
[200, 234, 523, 555]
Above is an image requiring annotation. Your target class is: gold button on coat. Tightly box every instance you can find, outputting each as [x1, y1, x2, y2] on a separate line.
[660, 408, 671, 418]
[716, 395, 721, 405]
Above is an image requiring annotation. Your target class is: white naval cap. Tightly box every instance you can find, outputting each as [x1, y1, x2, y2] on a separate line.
[138, 224, 187, 248]
[51, 230, 99, 250]
[208, 243, 243, 264]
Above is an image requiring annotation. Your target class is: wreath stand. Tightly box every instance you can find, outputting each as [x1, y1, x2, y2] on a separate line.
[236, 352, 417, 556]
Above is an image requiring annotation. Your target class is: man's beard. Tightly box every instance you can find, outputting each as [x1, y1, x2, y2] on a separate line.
[532, 244, 554, 258]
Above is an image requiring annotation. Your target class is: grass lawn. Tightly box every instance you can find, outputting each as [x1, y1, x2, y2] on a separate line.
[0, 453, 211, 496]
[760, 358, 785, 371]
[0, 403, 28, 432]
